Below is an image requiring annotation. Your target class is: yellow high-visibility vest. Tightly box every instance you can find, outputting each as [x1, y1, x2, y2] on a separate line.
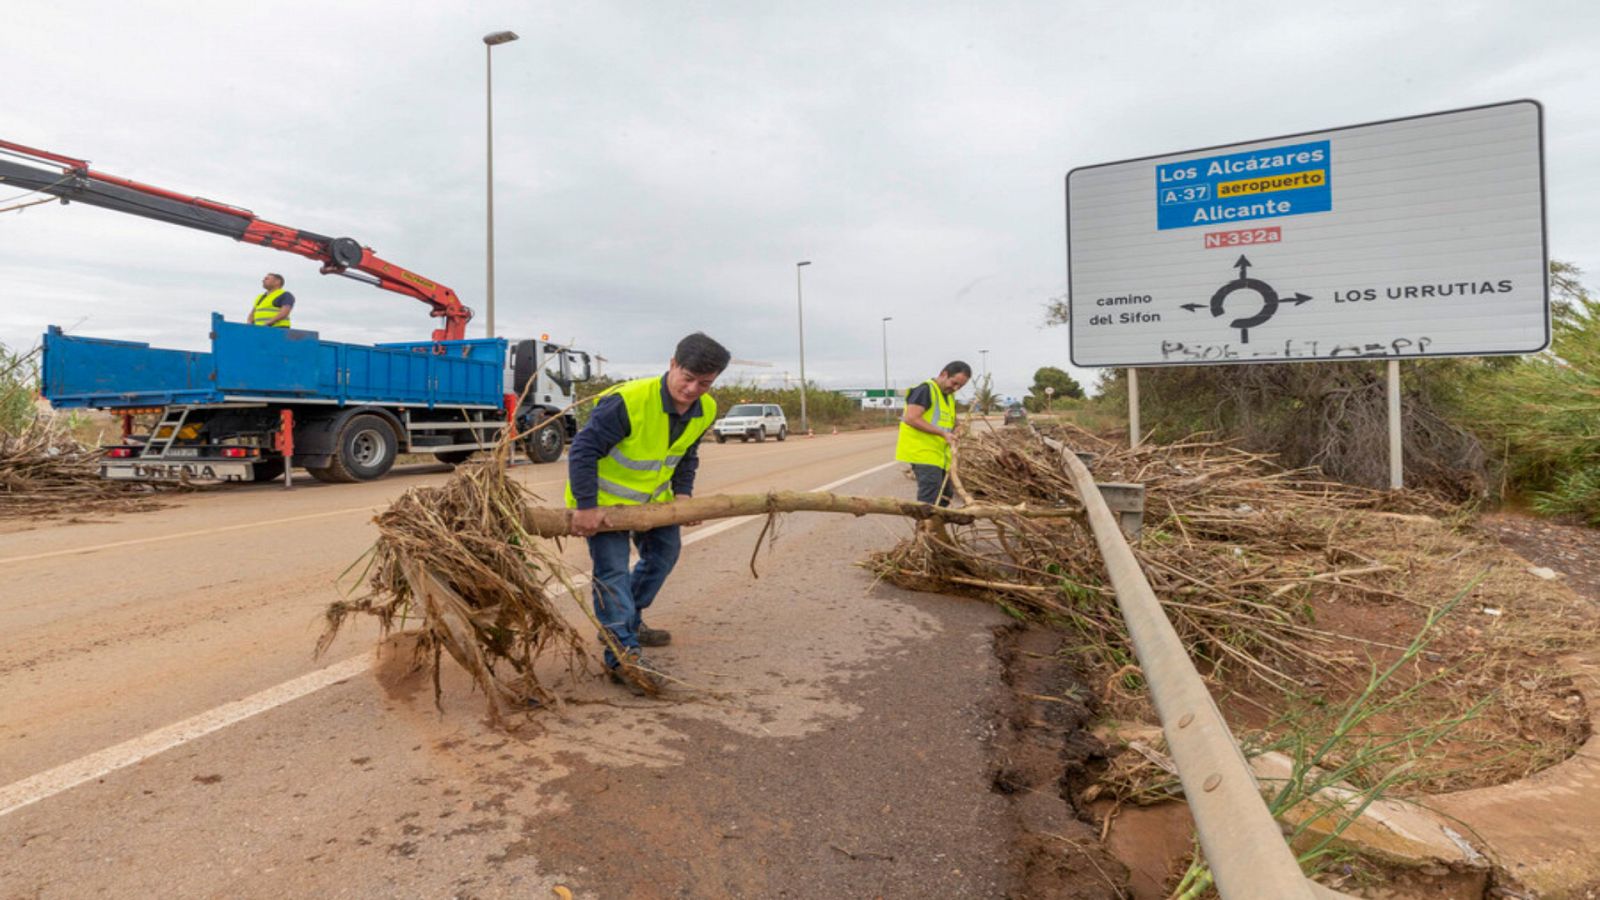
[564, 376, 716, 508]
[894, 378, 956, 468]
[250, 289, 291, 327]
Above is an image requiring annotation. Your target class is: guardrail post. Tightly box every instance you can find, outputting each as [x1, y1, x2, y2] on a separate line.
[1095, 482, 1145, 538]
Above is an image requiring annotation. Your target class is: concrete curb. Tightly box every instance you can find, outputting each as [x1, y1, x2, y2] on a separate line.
[1431, 651, 1600, 897]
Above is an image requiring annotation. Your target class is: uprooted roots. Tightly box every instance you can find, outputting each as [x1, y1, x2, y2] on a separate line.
[317, 447, 599, 724]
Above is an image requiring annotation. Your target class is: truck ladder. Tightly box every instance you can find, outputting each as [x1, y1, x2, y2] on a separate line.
[139, 407, 195, 460]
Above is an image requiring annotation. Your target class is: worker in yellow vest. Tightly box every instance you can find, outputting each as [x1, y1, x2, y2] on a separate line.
[565, 332, 731, 694]
[894, 361, 972, 507]
[248, 273, 295, 327]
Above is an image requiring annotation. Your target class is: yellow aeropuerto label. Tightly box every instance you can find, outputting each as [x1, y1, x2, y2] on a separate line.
[1216, 169, 1326, 198]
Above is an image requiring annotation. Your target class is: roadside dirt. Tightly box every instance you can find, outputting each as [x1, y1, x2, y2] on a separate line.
[1477, 510, 1600, 607]
[990, 624, 1126, 899]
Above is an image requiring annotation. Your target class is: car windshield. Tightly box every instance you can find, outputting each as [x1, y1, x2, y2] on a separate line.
[726, 404, 765, 417]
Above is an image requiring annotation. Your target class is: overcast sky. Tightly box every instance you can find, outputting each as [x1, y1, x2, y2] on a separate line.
[4, 0, 1597, 401]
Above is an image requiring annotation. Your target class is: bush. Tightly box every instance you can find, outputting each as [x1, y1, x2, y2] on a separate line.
[1453, 289, 1600, 522]
[574, 375, 892, 432]
[1091, 361, 1491, 500]
[708, 381, 888, 431]
[0, 343, 41, 436]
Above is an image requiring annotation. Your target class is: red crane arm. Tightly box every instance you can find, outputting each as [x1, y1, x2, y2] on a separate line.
[0, 138, 474, 342]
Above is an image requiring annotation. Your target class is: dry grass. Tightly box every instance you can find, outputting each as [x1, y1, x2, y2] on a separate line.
[0, 416, 183, 519]
[868, 423, 1597, 795]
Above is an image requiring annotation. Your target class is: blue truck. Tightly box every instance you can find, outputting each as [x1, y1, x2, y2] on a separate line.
[43, 315, 591, 484]
[6, 137, 594, 484]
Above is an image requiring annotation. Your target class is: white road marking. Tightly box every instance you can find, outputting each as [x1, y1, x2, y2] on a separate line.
[0, 459, 902, 818]
[0, 654, 371, 818]
[0, 507, 385, 566]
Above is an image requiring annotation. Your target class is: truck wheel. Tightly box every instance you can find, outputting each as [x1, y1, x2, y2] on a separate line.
[777, 426, 787, 442]
[434, 449, 476, 465]
[523, 413, 565, 464]
[756, 426, 766, 443]
[311, 414, 398, 483]
[714, 433, 726, 444]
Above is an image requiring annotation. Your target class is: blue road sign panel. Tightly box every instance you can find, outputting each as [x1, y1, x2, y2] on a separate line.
[1156, 140, 1331, 230]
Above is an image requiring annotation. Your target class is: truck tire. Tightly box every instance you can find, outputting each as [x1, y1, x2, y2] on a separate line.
[307, 414, 398, 483]
[523, 413, 564, 464]
[756, 426, 766, 443]
[714, 432, 726, 444]
[777, 425, 787, 442]
[434, 449, 476, 466]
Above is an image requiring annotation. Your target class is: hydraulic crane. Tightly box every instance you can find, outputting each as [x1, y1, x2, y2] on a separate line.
[0, 138, 474, 342]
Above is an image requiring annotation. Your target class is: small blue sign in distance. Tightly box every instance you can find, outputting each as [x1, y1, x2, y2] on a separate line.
[1156, 140, 1332, 230]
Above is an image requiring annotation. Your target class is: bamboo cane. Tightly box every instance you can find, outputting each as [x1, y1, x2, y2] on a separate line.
[519, 490, 1081, 537]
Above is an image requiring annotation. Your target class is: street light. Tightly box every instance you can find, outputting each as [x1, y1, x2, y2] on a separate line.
[483, 29, 519, 339]
[795, 260, 812, 434]
[881, 316, 893, 422]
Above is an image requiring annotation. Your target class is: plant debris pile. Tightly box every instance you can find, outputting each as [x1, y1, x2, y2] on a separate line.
[0, 419, 179, 519]
[318, 450, 595, 722]
[871, 423, 1596, 794]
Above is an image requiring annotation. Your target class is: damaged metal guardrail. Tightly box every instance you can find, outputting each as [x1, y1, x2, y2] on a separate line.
[1038, 431, 1353, 900]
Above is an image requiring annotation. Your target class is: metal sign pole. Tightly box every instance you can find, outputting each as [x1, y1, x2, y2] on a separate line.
[1128, 368, 1141, 449]
[1387, 359, 1402, 490]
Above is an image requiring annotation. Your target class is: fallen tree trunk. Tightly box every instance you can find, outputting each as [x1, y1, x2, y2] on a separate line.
[519, 490, 1081, 537]
[322, 464, 1086, 722]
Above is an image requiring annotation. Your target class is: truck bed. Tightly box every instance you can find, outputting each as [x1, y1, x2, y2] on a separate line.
[43, 314, 506, 410]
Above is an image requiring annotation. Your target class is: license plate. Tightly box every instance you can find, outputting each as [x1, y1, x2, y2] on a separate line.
[102, 461, 252, 483]
[165, 448, 200, 458]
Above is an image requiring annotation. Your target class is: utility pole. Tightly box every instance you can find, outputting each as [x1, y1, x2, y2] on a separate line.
[795, 260, 812, 433]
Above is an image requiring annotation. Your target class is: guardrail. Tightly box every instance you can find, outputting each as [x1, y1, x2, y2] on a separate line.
[1037, 432, 1354, 900]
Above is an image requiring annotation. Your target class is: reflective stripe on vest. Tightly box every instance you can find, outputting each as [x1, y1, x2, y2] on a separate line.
[894, 378, 956, 468]
[251, 289, 291, 327]
[564, 376, 716, 508]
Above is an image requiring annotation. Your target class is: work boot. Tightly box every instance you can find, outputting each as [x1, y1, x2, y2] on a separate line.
[637, 622, 672, 647]
[609, 651, 667, 696]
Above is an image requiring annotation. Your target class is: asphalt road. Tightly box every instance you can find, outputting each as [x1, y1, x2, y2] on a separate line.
[0, 428, 1018, 898]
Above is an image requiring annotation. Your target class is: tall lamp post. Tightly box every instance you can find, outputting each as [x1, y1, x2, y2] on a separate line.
[795, 260, 812, 433]
[483, 29, 519, 338]
[881, 316, 893, 421]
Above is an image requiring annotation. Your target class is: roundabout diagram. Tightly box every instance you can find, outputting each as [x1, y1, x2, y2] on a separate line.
[1180, 255, 1312, 343]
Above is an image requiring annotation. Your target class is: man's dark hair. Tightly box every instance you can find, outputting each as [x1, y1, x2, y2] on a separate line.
[941, 360, 972, 377]
[267, 272, 285, 285]
[674, 332, 731, 375]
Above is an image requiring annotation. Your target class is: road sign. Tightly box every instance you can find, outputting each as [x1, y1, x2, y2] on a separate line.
[1066, 101, 1548, 367]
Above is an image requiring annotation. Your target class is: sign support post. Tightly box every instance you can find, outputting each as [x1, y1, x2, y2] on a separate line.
[1127, 368, 1141, 448]
[1387, 359, 1402, 490]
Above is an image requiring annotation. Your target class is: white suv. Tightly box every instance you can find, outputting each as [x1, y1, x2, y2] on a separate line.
[713, 403, 788, 443]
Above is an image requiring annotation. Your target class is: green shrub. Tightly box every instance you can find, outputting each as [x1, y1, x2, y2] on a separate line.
[1458, 289, 1600, 522]
[0, 343, 41, 436]
[574, 374, 891, 432]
